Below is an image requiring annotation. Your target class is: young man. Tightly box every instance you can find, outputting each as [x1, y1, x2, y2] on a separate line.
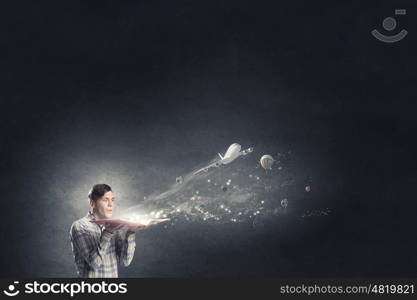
[69, 184, 140, 278]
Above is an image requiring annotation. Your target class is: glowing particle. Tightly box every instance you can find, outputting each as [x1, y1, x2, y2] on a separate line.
[176, 176, 184, 184]
[280, 198, 289, 209]
[305, 186, 311, 192]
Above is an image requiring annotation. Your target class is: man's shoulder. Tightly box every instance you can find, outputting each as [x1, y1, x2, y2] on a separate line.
[70, 215, 94, 233]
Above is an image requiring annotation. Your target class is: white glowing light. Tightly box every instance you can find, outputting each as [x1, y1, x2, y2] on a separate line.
[140, 219, 152, 225]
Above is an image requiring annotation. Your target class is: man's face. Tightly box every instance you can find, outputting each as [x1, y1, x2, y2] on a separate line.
[92, 190, 115, 219]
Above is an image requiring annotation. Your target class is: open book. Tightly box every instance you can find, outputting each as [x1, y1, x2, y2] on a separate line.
[90, 218, 170, 228]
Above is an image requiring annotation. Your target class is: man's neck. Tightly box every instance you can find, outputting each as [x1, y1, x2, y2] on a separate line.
[92, 211, 105, 220]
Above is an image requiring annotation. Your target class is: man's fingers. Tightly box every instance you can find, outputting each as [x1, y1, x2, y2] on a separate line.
[104, 223, 126, 232]
[113, 224, 125, 230]
[128, 225, 146, 232]
[104, 223, 148, 232]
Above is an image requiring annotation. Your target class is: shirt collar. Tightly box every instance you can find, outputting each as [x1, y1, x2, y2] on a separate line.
[86, 210, 106, 230]
[86, 210, 96, 221]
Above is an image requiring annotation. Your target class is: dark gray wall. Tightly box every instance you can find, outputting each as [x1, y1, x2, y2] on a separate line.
[1, 0, 417, 277]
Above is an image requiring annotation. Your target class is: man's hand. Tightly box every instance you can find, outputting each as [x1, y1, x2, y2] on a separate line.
[125, 219, 169, 233]
[103, 223, 125, 233]
[125, 224, 147, 233]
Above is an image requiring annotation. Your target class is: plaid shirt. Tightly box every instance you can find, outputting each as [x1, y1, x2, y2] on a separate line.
[69, 211, 136, 278]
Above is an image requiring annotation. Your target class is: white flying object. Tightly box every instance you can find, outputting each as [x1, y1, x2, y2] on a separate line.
[193, 143, 253, 175]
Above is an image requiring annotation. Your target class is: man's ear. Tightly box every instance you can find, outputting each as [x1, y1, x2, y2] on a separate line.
[89, 199, 95, 209]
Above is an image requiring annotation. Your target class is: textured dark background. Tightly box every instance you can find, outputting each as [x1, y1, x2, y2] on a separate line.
[1, 0, 417, 277]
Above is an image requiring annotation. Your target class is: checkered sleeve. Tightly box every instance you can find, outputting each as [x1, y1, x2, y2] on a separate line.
[116, 230, 136, 266]
[70, 222, 114, 270]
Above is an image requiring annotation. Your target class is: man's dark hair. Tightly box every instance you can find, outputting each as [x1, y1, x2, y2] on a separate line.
[88, 184, 112, 202]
